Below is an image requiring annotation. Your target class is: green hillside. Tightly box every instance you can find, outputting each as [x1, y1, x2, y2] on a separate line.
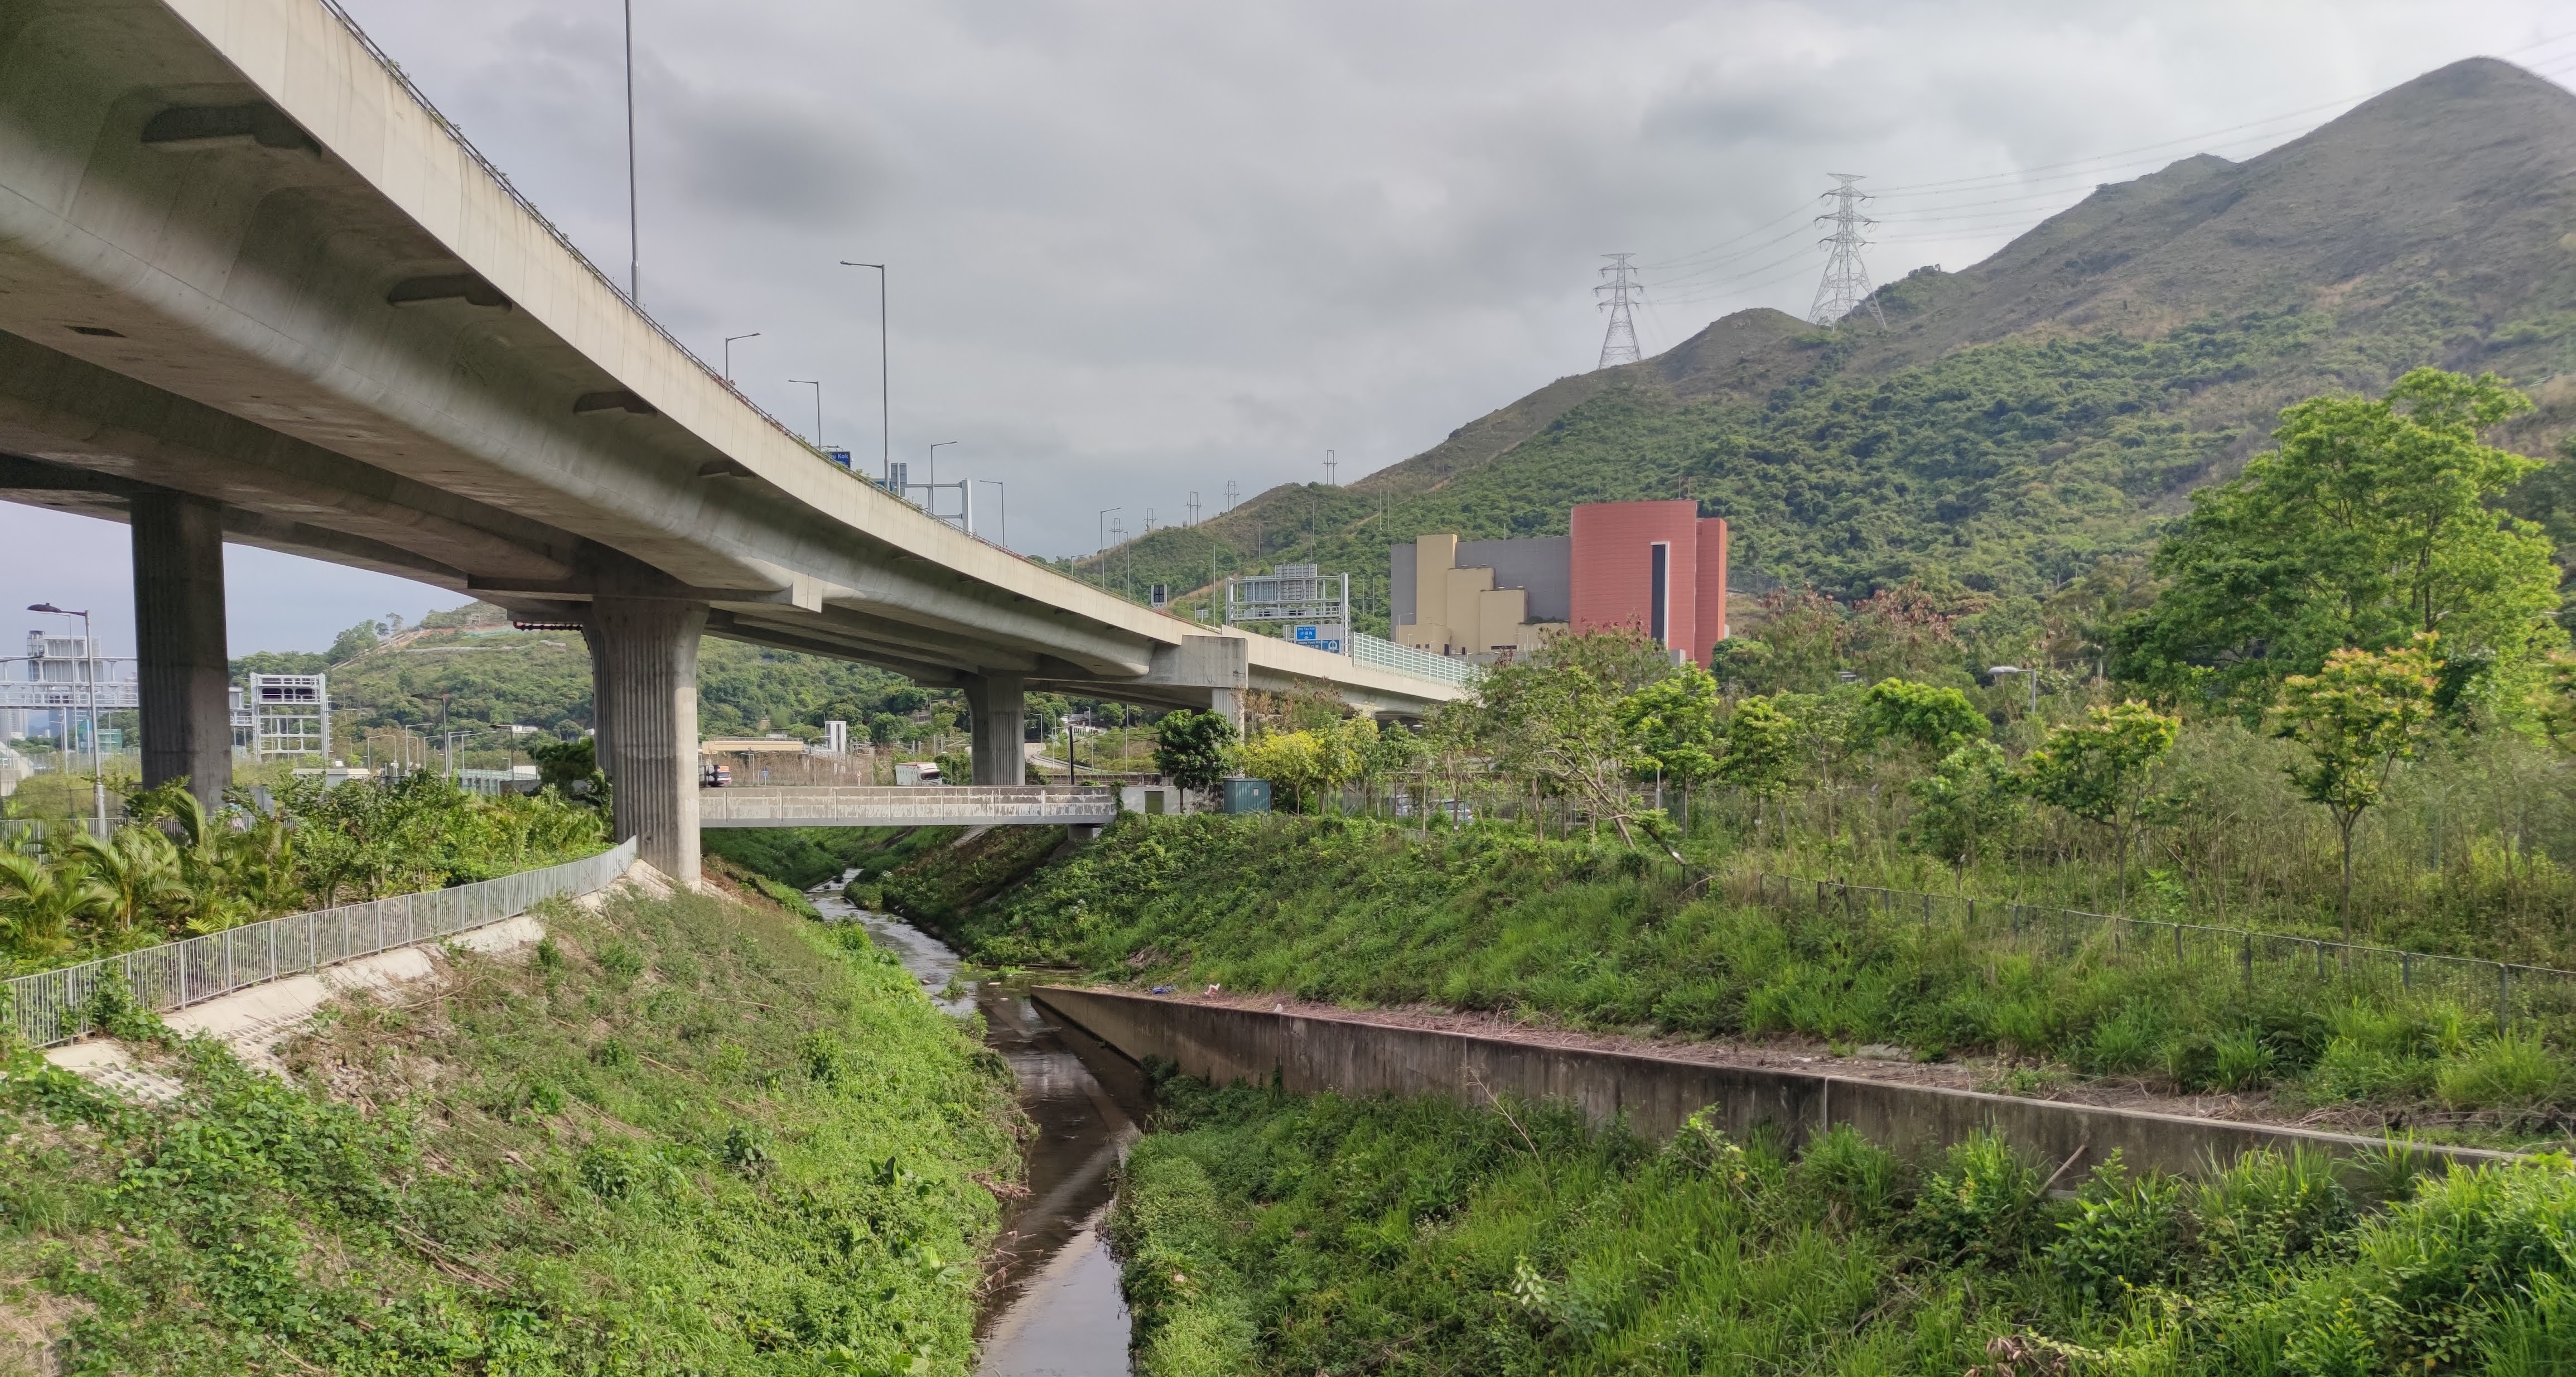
[1078, 57, 2576, 633]
[234, 604, 918, 755]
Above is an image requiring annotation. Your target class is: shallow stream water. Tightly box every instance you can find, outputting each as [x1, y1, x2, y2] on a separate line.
[811, 884, 1144, 1376]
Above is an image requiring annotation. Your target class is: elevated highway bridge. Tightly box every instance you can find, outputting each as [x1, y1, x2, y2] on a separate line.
[0, 0, 1471, 880]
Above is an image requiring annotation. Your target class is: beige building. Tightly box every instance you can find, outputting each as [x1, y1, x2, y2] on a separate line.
[1394, 534, 1566, 659]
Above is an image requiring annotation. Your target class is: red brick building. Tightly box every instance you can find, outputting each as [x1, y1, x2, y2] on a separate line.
[1569, 500, 1728, 664]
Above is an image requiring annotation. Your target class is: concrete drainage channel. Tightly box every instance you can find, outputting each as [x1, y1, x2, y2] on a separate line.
[1031, 986, 2518, 1181]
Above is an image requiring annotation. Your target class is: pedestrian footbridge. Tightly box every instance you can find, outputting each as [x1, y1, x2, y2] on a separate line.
[698, 786, 1118, 830]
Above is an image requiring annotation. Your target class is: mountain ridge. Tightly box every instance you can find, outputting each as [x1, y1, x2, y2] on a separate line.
[1077, 57, 2576, 627]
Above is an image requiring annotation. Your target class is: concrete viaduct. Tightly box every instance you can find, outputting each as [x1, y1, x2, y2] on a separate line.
[0, 0, 1468, 882]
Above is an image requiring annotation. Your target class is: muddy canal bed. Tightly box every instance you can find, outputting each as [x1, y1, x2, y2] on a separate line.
[812, 886, 1142, 1376]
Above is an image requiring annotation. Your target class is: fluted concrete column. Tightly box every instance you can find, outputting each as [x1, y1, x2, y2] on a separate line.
[1209, 686, 1245, 741]
[131, 492, 231, 811]
[964, 672, 1027, 785]
[586, 598, 706, 883]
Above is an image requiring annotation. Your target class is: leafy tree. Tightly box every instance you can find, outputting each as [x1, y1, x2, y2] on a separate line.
[529, 735, 608, 807]
[1857, 677, 1988, 755]
[2117, 368, 2563, 709]
[0, 850, 112, 957]
[1704, 637, 1772, 692]
[1237, 730, 1328, 812]
[327, 618, 385, 664]
[2275, 638, 2439, 940]
[1475, 631, 1677, 856]
[1714, 696, 1802, 841]
[2022, 701, 2179, 909]
[65, 827, 191, 934]
[1153, 709, 1239, 797]
[1618, 663, 1722, 816]
[1905, 740, 2023, 880]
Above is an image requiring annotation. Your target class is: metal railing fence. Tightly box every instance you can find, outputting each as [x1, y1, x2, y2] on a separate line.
[6, 839, 635, 1048]
[1740, 872, 2576, 1033]
[1351, 632, 1481, 688]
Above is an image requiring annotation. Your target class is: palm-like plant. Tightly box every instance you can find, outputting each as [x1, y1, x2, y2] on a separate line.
[66, 827, 192, 935]
[0, 850, 115, 955]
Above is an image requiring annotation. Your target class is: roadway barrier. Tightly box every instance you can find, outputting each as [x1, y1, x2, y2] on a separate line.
[1035, 986, 2516, 1179]
[1350, 632, 1480, 688]
[5, 838, 637, 1048]
[698, 785, 1118, 828]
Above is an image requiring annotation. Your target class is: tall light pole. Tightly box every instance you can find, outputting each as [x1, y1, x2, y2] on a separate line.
[976, 479, 1005, 547]
[723, 331, 758, 383]
[624, 0, 640, 304]
[928, 440, 956, 489]
[28, 603, 104, 835]
[839, 262, 890, 487]
[1988, 665, 2039, 715]
[1097, 507, 1120, 570]
[790, 379, 823, 447]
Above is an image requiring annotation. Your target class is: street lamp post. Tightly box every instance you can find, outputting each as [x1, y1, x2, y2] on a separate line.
[1988, 665, 2039, 715]
[928, 440, 956, 489]
[838, 262, 890, 487]
[722, 331, 758, 383]
[623, 0, 639, 303]
[1097, 508, 1120, 567]
[789, 379, 823, 447]
[976, 479, 1005, 547]
[27, 603, 105, 835]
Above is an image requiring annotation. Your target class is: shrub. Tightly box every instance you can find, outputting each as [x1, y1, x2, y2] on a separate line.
[2085, 1005, 2164, 1076]
[1911, 1130, 2049, 1265]
[1795, 1124, 1903, 1225]
[2194, 1147, 2356, 1278]
[2050, 1152, 2186, 1307]
[2437, 1032, 2566, 1111]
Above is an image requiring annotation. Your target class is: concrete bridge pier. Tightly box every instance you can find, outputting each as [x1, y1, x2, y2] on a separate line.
[587, 598, 707, 884]
[966, 672, 1027, 786]
[131, 492, 233, 812]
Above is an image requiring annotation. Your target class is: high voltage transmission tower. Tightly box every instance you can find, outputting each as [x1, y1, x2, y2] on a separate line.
[1594, 252, 1642, 368]
[1809, 174, 1886, 329]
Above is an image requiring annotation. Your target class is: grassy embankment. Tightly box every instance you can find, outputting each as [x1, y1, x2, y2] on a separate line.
[954, 813, 2576, 1139]
[1114, 1073, 2576, 1376]
[0, 882, 1018, 1374]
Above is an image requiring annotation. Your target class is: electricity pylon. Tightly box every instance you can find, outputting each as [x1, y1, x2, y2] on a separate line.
[1808, 174, 1887, 329]
[1595, 253, 1642, 368]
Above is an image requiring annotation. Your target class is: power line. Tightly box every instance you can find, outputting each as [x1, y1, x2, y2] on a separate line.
[1808, 175, 1885, 329]
[1595, 253, 1643, 367]
[1638, 40, 2576, 273]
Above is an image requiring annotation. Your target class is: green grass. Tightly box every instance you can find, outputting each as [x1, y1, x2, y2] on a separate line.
[877, 826, 1068, 933]
[700, 825, 922, 891]
[1116, 1073, 2576, 1375]
[963, 814, 2576, 1135]
[0, 883, 1018, 1374]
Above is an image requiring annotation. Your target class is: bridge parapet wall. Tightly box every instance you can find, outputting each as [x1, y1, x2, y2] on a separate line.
[699, 786, 1117, 828]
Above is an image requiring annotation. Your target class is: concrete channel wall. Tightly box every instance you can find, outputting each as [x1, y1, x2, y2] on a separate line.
[1034, 987, 2517, 1178]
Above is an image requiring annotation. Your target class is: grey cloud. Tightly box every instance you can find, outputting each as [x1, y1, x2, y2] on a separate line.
[113, 0, 2575, 584]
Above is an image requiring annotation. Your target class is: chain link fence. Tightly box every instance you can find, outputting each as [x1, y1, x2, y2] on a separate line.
[6, 839, 636, 1047]
[1737, 872, 2576, 1032]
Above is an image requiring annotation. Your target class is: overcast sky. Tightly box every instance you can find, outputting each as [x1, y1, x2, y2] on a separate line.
[4, 1, 2572, 653]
